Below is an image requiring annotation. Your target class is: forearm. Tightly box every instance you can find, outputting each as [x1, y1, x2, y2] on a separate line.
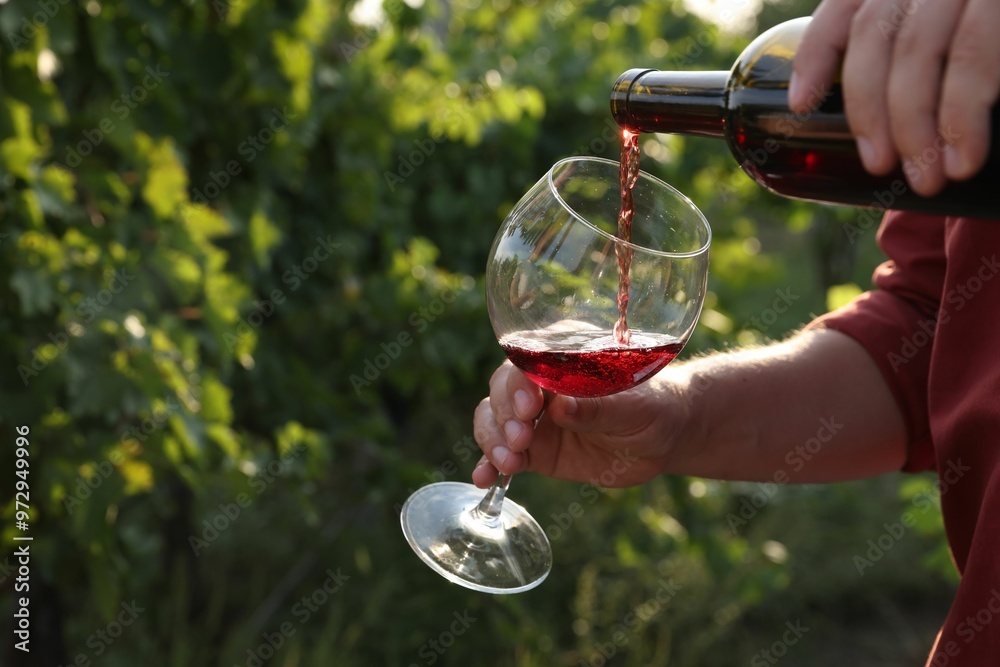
[663, 328, 908, 483]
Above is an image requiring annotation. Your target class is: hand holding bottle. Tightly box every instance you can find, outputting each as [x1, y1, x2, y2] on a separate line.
[790, 0, 1000, 197]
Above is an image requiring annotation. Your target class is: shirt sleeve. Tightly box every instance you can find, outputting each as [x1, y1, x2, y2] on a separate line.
[804, 210, 947, 473]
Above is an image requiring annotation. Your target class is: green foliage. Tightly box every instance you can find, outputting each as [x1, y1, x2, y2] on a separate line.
[0, 0, 951, 665]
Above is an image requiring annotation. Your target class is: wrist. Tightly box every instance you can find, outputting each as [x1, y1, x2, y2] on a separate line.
[649, 366, 707, 475]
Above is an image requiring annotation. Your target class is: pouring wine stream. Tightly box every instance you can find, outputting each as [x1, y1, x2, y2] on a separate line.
[615, 129, 640, 345]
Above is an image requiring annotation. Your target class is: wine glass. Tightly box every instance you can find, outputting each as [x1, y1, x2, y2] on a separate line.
[401, 156, 711, 593]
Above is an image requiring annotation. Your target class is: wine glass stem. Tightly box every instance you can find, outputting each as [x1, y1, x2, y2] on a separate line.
[472, 473, 512, 528]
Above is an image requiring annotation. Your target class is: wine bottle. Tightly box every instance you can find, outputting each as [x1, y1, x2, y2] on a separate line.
[611, 17, 1000, 219]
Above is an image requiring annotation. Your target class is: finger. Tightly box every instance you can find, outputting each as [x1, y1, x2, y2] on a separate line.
[841, 1, 900, 174]
[473, 397, 524, 475]
[939, 0, 1000, 180]
[472, 456, 498, 488]
[487, 362, 543, 452]
[471, 396, 597, 483]
[790, 0, 865, 114]
[887, 0, 966, 196]
[507, 363, 546, 422]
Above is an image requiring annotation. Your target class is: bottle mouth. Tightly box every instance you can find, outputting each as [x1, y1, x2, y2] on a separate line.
[611, 69, 729, 137]
[610, 68, 657, 130]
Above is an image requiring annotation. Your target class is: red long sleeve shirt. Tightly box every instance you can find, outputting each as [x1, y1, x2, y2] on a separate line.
[810, 211, 1000, 665]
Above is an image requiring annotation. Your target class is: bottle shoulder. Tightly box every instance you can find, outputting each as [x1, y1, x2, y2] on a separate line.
[730, 17, 809, 91]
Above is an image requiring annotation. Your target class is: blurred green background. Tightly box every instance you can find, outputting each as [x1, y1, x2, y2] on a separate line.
[0, 0, 957, 665]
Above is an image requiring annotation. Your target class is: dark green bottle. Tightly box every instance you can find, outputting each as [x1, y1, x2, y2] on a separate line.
[611, 18, 1000, 219]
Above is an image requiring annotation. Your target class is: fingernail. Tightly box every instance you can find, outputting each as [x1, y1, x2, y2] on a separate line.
[787, 72, 801, 109]
[905, 159, 922, 185]
[562, 396, 578, 415]
[474, 456, 488, 471]
[493, 446, 510, 468]
[514, 390, 533, 418]
[857, 137, 876, 170]
[503, 421, 522, 444]
[944, 145, 967, 178]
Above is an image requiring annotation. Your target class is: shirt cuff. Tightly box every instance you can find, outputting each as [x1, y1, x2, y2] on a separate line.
[805, 291, 936, 473]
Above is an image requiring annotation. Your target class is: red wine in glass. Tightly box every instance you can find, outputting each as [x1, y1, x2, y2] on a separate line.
[500, 329, 684, 398]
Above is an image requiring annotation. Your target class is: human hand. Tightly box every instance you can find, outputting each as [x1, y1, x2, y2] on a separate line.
[789, 0, 1000, 196]
[470, 361, 684, 489]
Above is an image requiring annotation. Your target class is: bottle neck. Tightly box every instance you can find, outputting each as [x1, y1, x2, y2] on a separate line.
[611, 69, 728, 138]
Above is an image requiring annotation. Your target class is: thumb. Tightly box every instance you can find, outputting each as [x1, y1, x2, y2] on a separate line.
[546, 393, 635, 434]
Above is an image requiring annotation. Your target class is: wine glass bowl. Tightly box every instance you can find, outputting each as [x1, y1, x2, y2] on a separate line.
[401, 156, 710, 593]
[488, 157, 711, 397]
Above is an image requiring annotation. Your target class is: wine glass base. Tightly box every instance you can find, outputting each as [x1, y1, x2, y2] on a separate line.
[400, 482, 552, 594]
